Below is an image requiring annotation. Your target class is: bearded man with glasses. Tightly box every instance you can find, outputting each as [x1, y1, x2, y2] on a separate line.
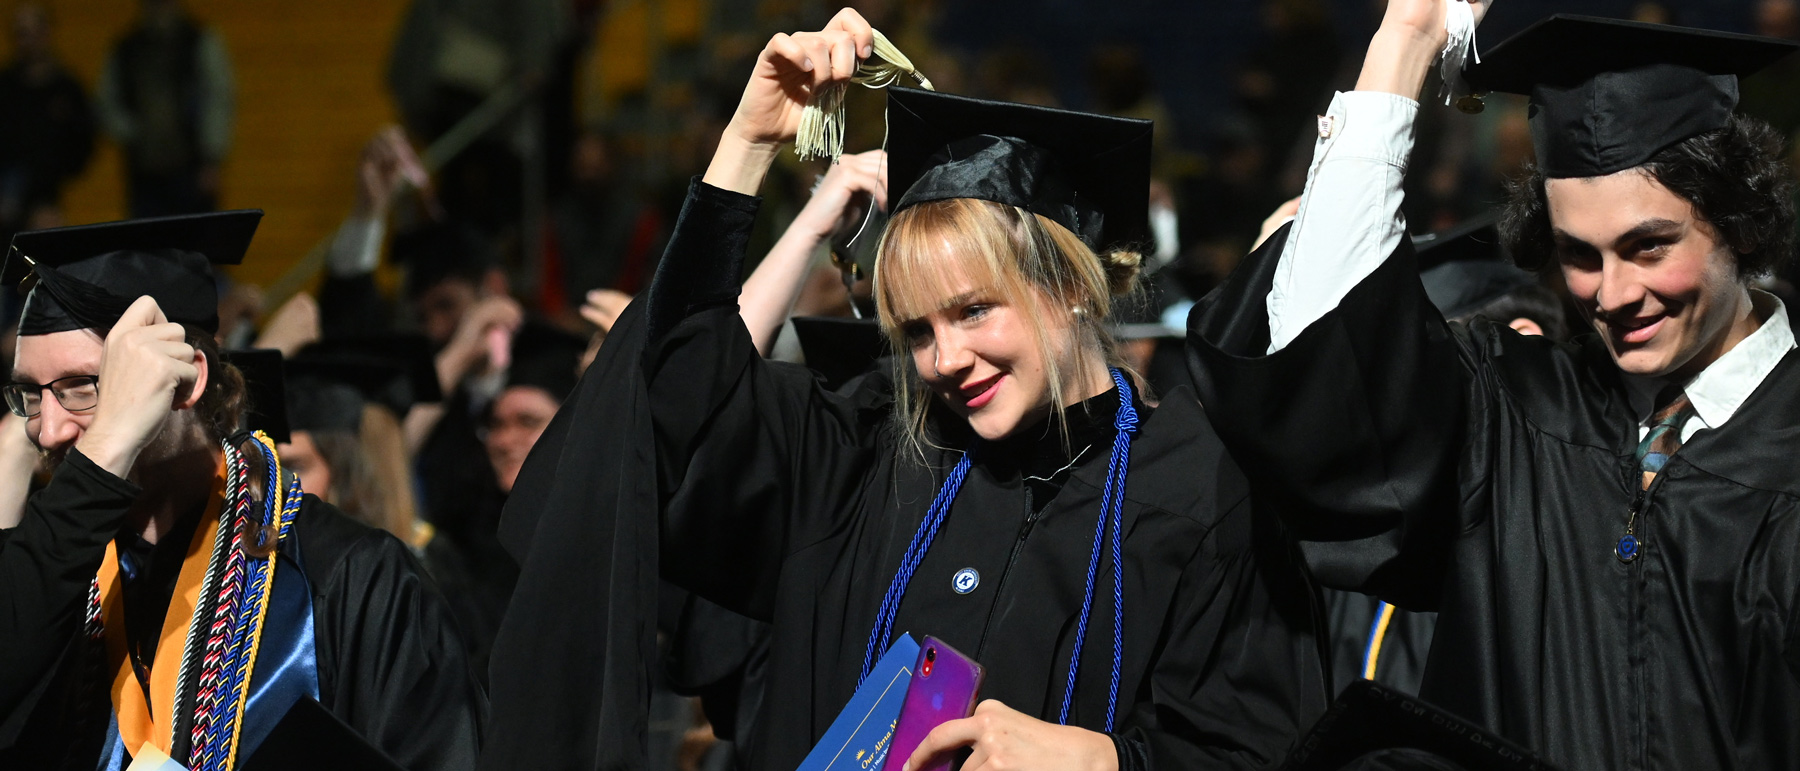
[0, 212, 483, 770]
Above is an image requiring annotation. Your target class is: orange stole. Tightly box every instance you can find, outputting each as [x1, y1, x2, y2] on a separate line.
[94, 470, 225, 759]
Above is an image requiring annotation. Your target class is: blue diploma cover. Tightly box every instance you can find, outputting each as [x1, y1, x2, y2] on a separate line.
[797, 634, 920, 771]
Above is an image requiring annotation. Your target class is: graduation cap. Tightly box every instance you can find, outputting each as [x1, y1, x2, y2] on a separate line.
[1411, 214, 1537, 320]
[505, 321, 587, 403]
[242, 698, 406, 771]
[289, 334, 443, 421]
[792, 316, 888, 391]
[1463, 15, 1800, 178]
[5, 210, 263, 335]
[885, 87, 1153, 252]
[392, 221, 497, 298]
[1285, 681, 1561, 771]
[223, 348, 291, 445]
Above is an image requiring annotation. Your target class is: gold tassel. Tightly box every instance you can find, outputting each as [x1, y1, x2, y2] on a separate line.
[794, 28, 933, 163]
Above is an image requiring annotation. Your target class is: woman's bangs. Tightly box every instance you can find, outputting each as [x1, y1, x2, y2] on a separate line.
[875, 200, 1012, 326]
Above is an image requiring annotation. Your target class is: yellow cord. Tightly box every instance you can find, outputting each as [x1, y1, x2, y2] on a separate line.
[1362, 601, 1397, 681]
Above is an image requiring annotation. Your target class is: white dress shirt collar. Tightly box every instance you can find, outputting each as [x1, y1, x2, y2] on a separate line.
[1625, 290, 1796, 435]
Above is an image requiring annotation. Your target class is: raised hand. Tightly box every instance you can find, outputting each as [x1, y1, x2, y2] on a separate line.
[76, 296, 204, 478]
[1356, 0, 1488, 98]
[791, 149, 888, 243]
[439, 295, 524, 390]
[354, 126, 432, 219]
[727, 8, 875, 147]
[705, 8, 875, 195]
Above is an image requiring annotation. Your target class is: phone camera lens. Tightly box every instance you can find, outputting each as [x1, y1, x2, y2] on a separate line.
[925, 648, 937, 663]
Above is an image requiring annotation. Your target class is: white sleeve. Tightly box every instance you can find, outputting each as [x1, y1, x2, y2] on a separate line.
[1265, 91, 1418, 354]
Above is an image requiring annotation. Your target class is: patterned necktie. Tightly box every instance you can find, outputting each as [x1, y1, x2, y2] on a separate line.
[1619, 391, 1696, 563]
[1635, 391, 1696, 491]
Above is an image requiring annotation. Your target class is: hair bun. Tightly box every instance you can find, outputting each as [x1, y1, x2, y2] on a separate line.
[1100, 250, 1143, 296]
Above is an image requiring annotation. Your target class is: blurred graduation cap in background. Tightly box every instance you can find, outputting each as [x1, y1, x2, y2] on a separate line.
[1411, 213, 1537, 321]
[885, 87, 1154, 253]
[1464, 15, 1800, 178]
[224, 348, 290, 445]
[505, 322, 588, 403]
[242, 698, 405, 771]
[391, 221, 498, 298]
[285, 334, 443, 435]
[4, 210, 263, 335]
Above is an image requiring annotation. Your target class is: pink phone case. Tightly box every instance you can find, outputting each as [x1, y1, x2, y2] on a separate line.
[880, 637, 985, 771]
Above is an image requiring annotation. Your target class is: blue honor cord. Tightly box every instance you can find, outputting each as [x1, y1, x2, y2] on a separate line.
[860, 368, 1141, 732]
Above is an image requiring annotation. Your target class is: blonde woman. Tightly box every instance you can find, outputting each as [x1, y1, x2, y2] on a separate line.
[605, 10, 1330, 771]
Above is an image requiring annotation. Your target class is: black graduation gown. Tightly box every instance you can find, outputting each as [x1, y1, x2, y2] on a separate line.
[1322, 589, 1435, 697]
[646, 181, 1325, 769]
[0, 449, 485, 770]
[1186, 223, 1800, 769]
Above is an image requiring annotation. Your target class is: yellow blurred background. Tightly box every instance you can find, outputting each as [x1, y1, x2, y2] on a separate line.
[31, 0, 408, 288]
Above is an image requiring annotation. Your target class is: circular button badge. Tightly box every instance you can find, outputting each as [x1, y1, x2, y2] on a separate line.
[952, 568, 980, 595]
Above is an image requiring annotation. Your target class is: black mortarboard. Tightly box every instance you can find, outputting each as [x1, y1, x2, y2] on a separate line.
[1464, 15, 1800, 178]
[242, 698, 406, 771]
[792, 316, 887, 391]
[505, 322, 586, 403]
[885, 88, 1153, 252]
[6, 210, 263, 335]
[1285, 681, 1560, 771]
[224, 349, 291, 445]
[392, 222, 497, 298]
[289, 335, 443, 419]
[1412, 214, 1537, 320]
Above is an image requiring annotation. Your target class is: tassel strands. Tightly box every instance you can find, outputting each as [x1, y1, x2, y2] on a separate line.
[794, 28, 933, 164]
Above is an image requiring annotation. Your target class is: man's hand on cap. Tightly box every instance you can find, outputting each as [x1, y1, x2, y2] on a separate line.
[75, 296, 203, 479]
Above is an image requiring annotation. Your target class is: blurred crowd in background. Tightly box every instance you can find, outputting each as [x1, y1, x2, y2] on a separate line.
[0, 0, 1797, 768]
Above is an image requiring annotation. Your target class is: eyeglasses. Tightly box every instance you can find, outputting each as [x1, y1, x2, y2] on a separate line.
[2, 375, 99, 418]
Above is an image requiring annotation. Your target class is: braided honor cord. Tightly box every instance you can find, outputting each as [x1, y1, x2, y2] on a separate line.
[1058, 368, 1138, 730]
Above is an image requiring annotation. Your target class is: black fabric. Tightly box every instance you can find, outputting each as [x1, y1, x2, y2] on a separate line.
[242, 698, 405, 771]
[505, 321, 586, 402]
[8, 210, 261, 335]
[0, 450, 138, 746]
[1285, 682, 1552, 771]
[1463, 15, 1799, 178]
[484, 180, 1329, 771]
[0, 466, 485, 770]
[1187, 222, 1800, 768]
[1322, 590, 1435, 698]
[115, 504, 204, 672]
[225, 348, 292, 444]
[481, 307, 659, 771]
[642, 177, 760, 344]
[316, 274, 394, 340]
[790, 316, 887, 392]
[1418, 261, 1534, 321]
[286, 375, 365, 433]
[886, 88, 1152, 251]
[289, 335, 442, 419]
[392, 222, 497, 298]
[898, 135, 1096, 245]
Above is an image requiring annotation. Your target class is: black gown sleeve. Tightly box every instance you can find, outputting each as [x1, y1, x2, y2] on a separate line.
[300, 497, 485, 771]
[1117, 494, 1329, 770]
[1185, 224, 1470, 608]
[0, 451, 137, 746]
[642, 178, 888, 620]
